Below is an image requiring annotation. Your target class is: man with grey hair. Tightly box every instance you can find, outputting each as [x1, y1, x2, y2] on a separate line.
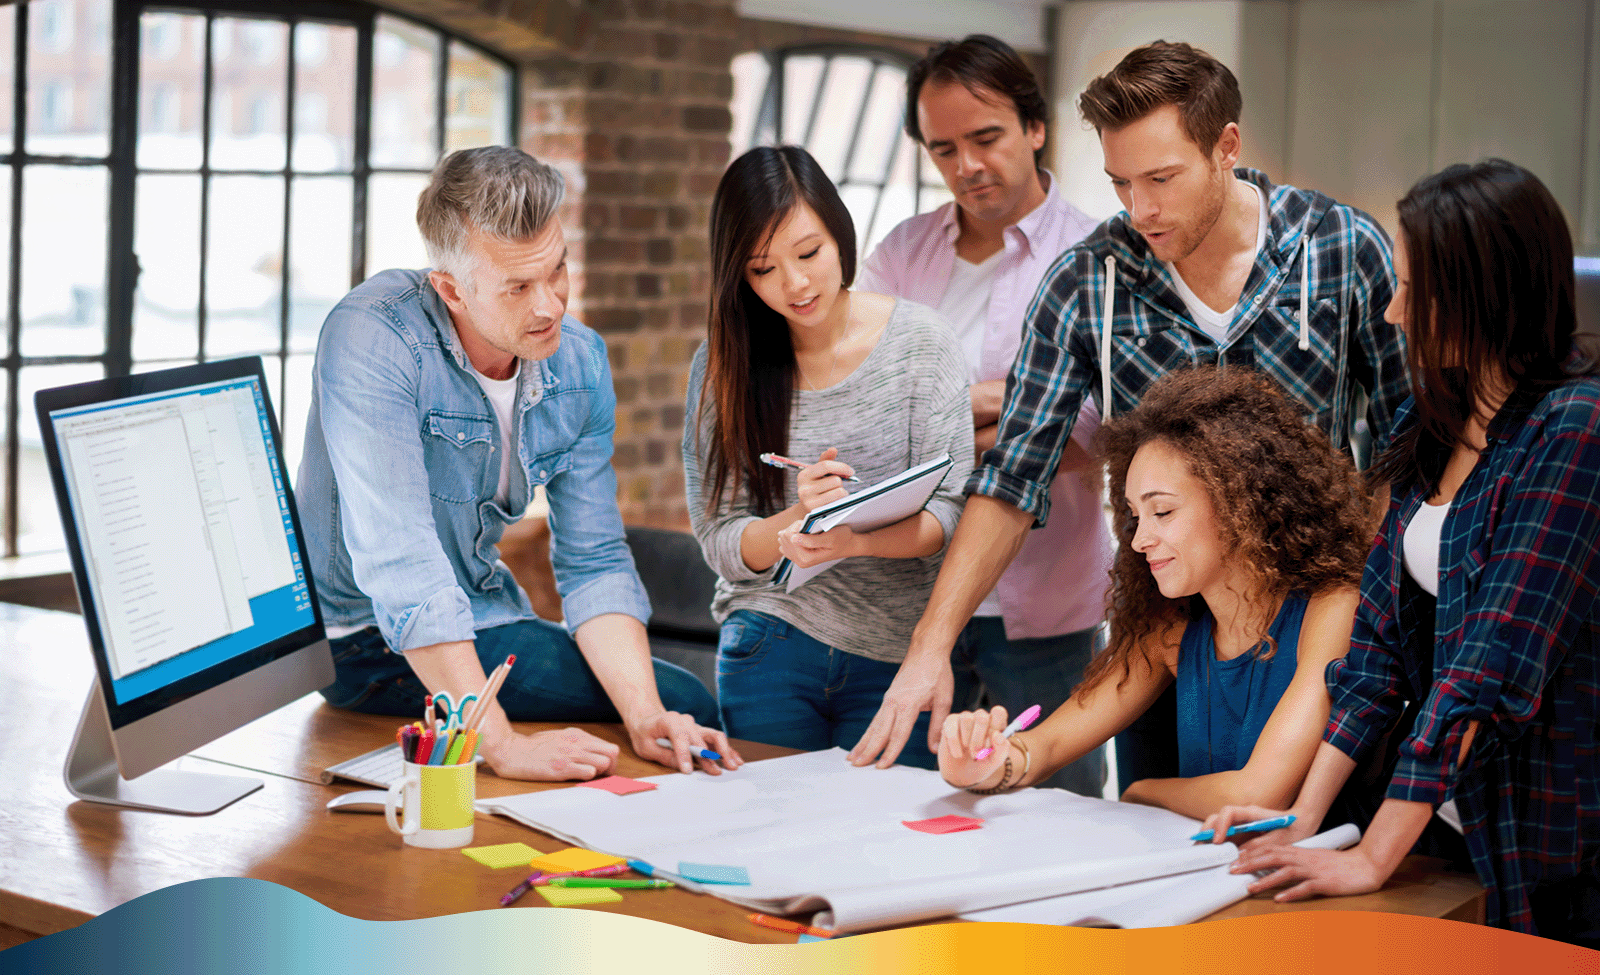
[299, 146, 738, 781]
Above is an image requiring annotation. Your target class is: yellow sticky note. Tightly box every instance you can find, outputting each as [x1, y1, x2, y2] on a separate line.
[537, 885, 624, 907]
[528, 847, 627, 873]
[462, 842, 542, 869]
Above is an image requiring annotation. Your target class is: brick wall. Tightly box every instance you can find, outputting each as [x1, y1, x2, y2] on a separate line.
[518, 0, 739, 529]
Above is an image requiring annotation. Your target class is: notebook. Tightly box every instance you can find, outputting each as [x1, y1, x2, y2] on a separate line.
[773, 452, 954, 592]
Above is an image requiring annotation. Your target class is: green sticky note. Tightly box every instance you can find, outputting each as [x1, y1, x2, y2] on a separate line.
[462, 842, 542, 869]
[538, 884, 624, 907]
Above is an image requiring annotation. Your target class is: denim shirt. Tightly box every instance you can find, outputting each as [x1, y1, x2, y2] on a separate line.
[297, 268, 650, 653]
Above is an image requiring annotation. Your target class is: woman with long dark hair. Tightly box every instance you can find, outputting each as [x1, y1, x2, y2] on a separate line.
[939, 366, 1371, 817]
[1214, 160, 1600, 943]
[682, 146, 971, 768]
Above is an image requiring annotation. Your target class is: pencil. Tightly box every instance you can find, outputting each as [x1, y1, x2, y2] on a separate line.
[748, 913, 834, 938]
[463, 654, 516, 733]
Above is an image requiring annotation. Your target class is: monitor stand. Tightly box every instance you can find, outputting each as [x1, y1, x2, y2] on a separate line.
[64, 682, 263, 815]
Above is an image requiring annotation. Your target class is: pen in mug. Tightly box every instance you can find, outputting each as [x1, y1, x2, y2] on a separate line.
[759, 452, 861, 483]
[974, 704, 1042, 761]
[464, 654, 517, 734]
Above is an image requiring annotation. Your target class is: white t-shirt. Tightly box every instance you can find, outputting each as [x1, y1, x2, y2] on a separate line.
[1167, 181, 1268, 345]
[937, 250, 1007, 618]
[1403, 499, 1449, 598]
[938, 250, 1006, 384]
[468, 359, 520, 507]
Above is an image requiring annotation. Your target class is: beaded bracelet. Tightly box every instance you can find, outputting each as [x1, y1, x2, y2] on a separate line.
[964, 736, 1032, 794]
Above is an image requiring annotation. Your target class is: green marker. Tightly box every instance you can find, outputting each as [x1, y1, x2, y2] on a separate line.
[547, 877, 674, 889]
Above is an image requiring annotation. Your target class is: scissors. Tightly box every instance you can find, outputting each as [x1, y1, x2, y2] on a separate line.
[430, 691, 478, 731]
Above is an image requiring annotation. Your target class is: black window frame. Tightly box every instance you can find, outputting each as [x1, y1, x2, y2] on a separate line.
[1, 0, 519, 557]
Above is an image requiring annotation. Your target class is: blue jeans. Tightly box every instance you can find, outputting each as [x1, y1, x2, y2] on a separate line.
[319, 619, 721, 729]
[715, 610, 977, 771]
[950, 616, 1107, 797]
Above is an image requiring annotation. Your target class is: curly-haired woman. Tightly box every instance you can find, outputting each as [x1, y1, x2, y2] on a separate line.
[938, 366, 1371, 819]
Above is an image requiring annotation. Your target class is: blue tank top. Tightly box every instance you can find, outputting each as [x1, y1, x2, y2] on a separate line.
[1176, 592, 1309, 777]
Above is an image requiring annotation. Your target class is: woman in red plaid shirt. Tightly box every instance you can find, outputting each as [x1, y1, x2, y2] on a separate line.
[1207, 160, 1600, 944]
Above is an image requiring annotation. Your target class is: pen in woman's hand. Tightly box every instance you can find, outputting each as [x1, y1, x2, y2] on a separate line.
[760, 452, 861, 483]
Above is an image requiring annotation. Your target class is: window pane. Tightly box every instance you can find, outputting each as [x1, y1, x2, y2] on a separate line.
[27, 0, 111, 158]
[293, 22, 357, 173]
[206, 175, 284, 357]
[289, 176, 351, 352]
[0, 6, 13, 146]
[367, 173, 429, 275]
[371, 15, 439, 168]
[848, 65, 905, 184]
[132, 173, 201, 362]
[1, 164, 10, 358]
[445, 41, 509, 154]
[211, 18, 288, 172]
[19, 363, 105, 555]
[729, 51, 770, 156]
[840, 183, 880, 253]
[807, 57, 873, 179]
[20, 165, 106, 356]
[137, 11, 205, 170]
[280, 352, 315, 484]
[779, 55, 824, 144]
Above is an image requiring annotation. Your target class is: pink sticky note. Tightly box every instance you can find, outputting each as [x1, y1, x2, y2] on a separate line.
[578, 775, 657, 796]
[902, 815, 985, 834]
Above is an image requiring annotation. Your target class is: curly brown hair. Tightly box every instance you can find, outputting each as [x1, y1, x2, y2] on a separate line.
[1081, 366, 1372, 693]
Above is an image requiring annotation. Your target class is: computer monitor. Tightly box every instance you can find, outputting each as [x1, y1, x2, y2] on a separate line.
[35, 357, 333, 815]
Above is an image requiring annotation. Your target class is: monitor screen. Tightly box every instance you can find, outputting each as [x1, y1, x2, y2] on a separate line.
[40, 362, 323, 730]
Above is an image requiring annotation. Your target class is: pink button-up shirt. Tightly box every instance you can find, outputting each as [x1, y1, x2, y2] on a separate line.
[857, 173, 1112, 639]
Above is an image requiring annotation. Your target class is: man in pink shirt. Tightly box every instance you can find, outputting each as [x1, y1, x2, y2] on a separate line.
[855, 35, 1111, 795]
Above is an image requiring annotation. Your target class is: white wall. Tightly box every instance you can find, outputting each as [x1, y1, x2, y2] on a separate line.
[1051, 0, 1600, 254]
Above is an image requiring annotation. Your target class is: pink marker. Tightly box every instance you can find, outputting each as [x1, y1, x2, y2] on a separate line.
[974, 704, 1041, 760]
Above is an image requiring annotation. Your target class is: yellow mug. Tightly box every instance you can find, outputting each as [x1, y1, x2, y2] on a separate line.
[385, 760, 475, 848]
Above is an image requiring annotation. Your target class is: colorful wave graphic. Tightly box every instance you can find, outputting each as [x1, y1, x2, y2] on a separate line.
[1, 877, 1594, 974]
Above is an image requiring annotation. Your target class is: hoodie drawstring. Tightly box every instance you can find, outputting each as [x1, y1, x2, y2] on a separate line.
[1299, 234, 1311, 351]
[1101, 255, 1116, 419]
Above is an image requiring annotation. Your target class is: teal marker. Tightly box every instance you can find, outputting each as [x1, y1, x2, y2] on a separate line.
[1190, 814, 1296, 842]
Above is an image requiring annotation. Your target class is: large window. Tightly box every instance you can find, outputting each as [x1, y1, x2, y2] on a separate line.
[1, 0, 516, 557]
[731, 45, 952, 255]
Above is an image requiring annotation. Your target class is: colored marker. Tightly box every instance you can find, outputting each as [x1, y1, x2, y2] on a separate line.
[759, 452, 862, 483]
[974, 704, 1042, 761]
[1190, 814, 1297, 843]
[530, 864, 630, 887]
[655, 738, 722, 761]
[748, 914, 834, 939]
[547, 877, 673, 889]
[500, 871, 543, 907]
[627, 859, 656, 877]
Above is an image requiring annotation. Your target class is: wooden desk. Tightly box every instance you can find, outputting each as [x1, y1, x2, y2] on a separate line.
[0, 603, 1485, 949]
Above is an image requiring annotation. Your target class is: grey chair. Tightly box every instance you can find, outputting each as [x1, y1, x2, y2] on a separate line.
[624, 526, 721, 697]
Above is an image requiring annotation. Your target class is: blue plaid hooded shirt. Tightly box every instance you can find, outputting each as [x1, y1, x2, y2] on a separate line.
[969, 168, 1410, 524]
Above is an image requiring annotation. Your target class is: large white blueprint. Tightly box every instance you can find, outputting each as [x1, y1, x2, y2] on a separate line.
[477, 748, 1243, 932]
[959, 823, 1361, 928]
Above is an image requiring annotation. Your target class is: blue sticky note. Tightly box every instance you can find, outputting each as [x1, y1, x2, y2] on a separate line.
[798, 933, 828, 944]
[678, 861, 750, 885]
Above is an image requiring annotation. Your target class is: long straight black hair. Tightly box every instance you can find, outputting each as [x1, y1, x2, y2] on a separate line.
[1373, 159, 1594, 493]
[698, 145, 858, 516]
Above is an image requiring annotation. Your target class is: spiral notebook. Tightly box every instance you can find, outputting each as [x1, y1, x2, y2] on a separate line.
[772, 452, 953, 592]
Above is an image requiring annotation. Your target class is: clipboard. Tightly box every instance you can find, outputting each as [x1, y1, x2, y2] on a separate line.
[772, 452, 954, 592]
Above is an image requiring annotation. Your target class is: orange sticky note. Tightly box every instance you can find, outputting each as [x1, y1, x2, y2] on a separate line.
[578, 775, 657, 796]
[902, 815, 984, 834]
[528, 847, 627, 873]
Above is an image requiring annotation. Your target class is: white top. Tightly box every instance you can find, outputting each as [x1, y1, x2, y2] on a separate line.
[469, 359, 521, 507]
[938, 250, 1006, 384]
[1403, 498, 1450, 598]
[1166, 181, 1268, 344]
[937, 250, 1007, 618]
